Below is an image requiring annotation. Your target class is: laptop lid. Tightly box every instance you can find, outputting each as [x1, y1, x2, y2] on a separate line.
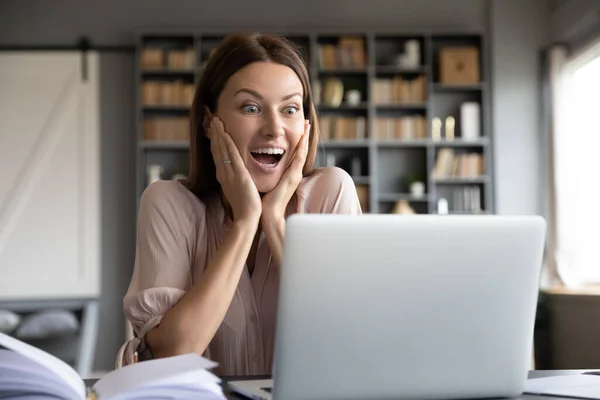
[272, 214, 546, 400]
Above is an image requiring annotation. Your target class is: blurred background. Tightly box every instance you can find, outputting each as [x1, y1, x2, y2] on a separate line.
[0, 0, 599, 378]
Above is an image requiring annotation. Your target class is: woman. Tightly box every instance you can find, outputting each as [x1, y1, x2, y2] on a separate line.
[117, 32, 362, 376]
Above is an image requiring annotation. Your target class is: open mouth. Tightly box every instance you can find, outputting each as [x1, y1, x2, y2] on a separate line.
[250, 148, 285, 167]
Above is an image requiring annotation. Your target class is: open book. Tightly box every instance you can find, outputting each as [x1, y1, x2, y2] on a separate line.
[0, 332, 226, 399]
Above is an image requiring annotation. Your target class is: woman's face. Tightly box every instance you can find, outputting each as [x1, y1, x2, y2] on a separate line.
[214, 61, 307, 194]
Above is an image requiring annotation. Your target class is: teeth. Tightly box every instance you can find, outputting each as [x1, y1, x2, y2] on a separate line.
[252, 148, 284, 155]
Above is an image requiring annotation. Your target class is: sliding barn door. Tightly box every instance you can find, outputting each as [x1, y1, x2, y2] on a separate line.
[0, 52, 100, 300]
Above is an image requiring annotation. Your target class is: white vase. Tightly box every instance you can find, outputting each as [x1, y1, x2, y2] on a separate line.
[345, 90, 361, 106]
[460, 102, 481, 141]
[147, 164, 164, 185]
[410, 181, 426, 198]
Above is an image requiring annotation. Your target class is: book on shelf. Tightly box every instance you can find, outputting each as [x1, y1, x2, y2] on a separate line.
[141, 47, 195, 70]
[142, 81, 195, 107]
[318, 37, 367, 69]
[452, 186, 482, 213]
[140, 48, 164, 69]
[319, 116, 367, 141]
[374, 116, 426, 140]
[0, 332, 225, 400]
[166, 48, 196, 70]
[144, 117, 189, 142]
[432, 148, 484, 179]
[372, 75, 427, 104]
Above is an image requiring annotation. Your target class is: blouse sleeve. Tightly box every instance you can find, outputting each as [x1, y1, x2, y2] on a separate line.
[301, 166, 363, 215]
[117, 180, 201, 368]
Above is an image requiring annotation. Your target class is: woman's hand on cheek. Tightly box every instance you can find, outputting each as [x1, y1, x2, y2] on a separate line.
[261, 120, 310, 223]
[209, 117, 262, 225]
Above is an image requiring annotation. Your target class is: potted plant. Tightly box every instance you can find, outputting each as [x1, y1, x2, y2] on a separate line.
[404, 174, 426, 198]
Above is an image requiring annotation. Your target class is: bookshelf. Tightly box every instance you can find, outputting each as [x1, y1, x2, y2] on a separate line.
[136, 31, 494, 215]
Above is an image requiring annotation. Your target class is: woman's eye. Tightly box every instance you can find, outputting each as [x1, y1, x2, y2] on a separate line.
[284, 106, 298, 115]
[242, 105, 259, 114]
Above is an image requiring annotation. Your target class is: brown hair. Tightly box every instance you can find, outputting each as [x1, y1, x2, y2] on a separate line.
[185, 32, 320, 204]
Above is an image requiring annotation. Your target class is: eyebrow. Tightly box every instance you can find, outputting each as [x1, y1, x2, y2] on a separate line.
[234, 88, 302, 101]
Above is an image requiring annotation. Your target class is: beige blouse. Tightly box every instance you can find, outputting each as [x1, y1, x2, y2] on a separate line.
[116, 166, 362, 376]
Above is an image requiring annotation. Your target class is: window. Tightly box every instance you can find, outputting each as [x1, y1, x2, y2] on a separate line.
[554, 46, 600, 285]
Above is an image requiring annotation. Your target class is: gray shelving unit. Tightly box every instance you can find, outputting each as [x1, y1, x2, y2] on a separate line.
[135, 30, 494, 215]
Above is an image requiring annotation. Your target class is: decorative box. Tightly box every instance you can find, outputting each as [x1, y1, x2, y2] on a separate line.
[439, 46, 480, 85]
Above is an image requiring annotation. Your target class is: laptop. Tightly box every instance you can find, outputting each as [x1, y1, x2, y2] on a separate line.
[228, 214, 546, 400]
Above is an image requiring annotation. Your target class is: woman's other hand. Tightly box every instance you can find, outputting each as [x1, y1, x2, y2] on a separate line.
[260, 121, 310, 265]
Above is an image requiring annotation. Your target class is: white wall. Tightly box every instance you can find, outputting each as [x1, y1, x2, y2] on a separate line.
[489, 0, 550, 216]
[97, 53, 137, 371]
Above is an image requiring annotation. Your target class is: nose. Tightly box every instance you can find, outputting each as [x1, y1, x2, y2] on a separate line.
[261, 110, 285, 139]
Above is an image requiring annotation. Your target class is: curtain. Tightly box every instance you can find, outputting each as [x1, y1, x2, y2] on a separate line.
[539, 45, 568, 289]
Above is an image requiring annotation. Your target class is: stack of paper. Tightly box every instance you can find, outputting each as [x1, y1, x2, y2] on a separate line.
[525, 374, 600, 399]
[0, 332, 226, 399]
